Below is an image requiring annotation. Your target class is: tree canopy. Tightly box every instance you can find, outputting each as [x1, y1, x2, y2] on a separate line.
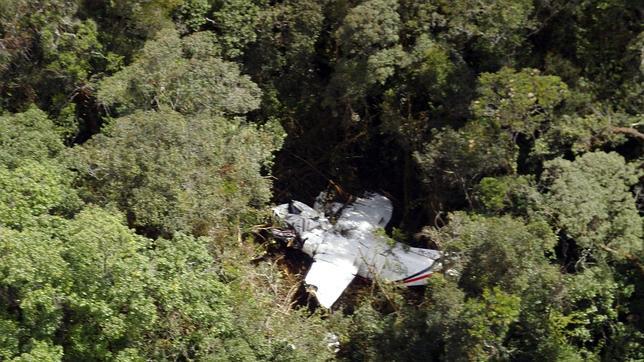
[0, 0, 642, 360]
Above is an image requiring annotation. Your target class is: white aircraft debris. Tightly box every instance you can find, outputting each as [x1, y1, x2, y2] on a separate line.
[272, 192, 445, 308]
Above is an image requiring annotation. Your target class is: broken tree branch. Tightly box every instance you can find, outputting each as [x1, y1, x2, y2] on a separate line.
[611, 126, 644, 141]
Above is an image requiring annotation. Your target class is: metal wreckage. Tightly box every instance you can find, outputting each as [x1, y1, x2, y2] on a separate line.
[271, 191, 455, 309]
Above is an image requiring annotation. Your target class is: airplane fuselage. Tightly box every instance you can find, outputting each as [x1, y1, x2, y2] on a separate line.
[298, 218, 442, 286]
[273, 193, 444, 307]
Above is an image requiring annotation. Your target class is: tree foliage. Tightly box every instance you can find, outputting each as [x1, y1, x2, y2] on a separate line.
[537, 151, 642, 261]
[0, 107, 65, 168]
[472, 67, 569, 137]
[0, 0, 642, 360]
[72, 109, 283, 236]
[97, 28, 261, 116]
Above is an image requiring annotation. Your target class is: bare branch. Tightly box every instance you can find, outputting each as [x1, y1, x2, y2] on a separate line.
[611, 126, 644, 141]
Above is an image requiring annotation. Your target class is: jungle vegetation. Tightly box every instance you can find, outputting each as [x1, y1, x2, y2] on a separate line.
[0, 0, 642, 360]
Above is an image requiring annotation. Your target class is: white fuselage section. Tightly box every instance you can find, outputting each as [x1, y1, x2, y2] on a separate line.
[300, 220, 442, 286]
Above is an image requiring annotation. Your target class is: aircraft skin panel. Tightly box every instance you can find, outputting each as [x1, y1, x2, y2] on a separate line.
[305, 255, 358, 308]
[336, 193, 393, 231]
[357, 193, 394, 227]
[355, 235, 442, 284]
[398, 265, 435, 286]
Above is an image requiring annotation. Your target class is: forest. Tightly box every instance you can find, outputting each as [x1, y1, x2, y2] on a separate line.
[0, 0, 642, 360]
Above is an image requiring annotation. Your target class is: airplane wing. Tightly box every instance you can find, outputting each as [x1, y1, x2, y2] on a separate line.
[305, 254, 358, 308]
[356, 234, 443, 287]
[338, 193, 394, 229]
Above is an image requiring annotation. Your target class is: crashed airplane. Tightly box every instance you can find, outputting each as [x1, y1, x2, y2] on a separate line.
[272, 192, 445, 308]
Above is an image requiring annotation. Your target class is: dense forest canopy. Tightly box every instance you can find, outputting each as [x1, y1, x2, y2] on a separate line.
[0, 0, 642, 360]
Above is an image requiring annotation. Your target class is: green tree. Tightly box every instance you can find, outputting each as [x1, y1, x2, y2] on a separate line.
[242, 0, 326, 128]
[326, 0, 404, 112]
[1, 205, 253, 360]
[534, 0, 642, 109]
[537, 151, 642, 262]
[0, 107, 65, 168]
[174, 0, 211, 32]
[143, 233, 234, 360]
[54, 207, 156, 360]
[10, 340, 63, 362]
[472, 67, 569, 138]
[187, 237, 337, 361]
[423, 213, 586, 359]
[72, 109, 283, 236]
[0, 226, 69, 348]
[416, 67, 570, 205]
[534, 105, 642, 157]
[428, 212, 557, 295]
[0, 161, 80, 229]
[0, 1, 121, 138]
[415, 120, 517, 204]
[0, 108, 80, 229]
[439, 0, 535, 66]
[211, 0, 261, 59]
[475, 175, 536, 214]
[97, 28, 261, 116]
[445, 287, 521, 361]
[0, 0, 79, 110]
[377, 32, 464, 160]
[85, 0, 183, 58]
